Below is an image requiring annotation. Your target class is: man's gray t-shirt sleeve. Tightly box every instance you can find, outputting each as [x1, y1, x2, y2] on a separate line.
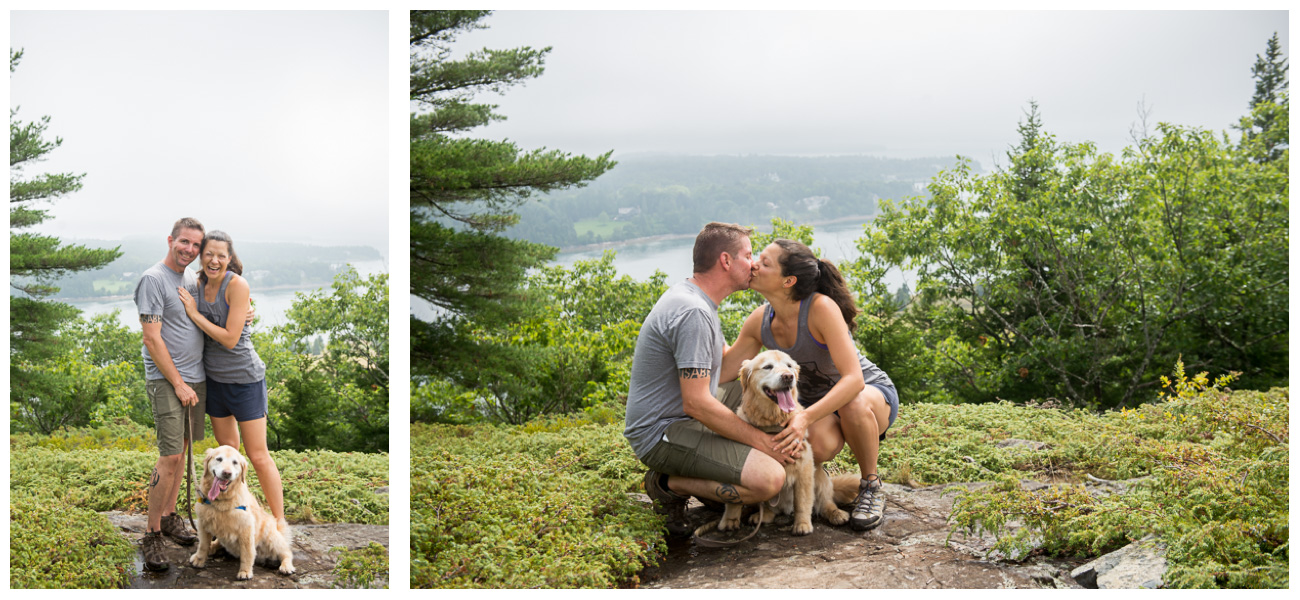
[671, 307, 718, 372]
[134, 274, 167, 317]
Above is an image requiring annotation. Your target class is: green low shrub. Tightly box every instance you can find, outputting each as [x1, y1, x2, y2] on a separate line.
[945, 365, 1288, 588]
[277, 449, 390, 525]
[11, 445, 389, 525]
[416, 418, 646, 493]
[10, 496, 136, 589]
[411, 420, 663, 588]
[331, 542, 390, 589]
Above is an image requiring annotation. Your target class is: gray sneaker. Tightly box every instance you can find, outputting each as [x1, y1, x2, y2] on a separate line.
[850, 475, 885, 531]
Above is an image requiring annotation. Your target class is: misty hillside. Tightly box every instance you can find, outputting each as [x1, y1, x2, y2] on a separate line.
[16, 238, 385, 299]
[508, 154, 973, 248]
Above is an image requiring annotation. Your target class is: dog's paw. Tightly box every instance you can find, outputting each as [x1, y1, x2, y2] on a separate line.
[825, 507, 850, 526]
[188, 553, 206, 568]
[747, 509, 775, 526]
[792, 519, 814, 536]
[237, 568, 254, 580]
[718, 514, 741, 531]
[278, 562, 296, 576]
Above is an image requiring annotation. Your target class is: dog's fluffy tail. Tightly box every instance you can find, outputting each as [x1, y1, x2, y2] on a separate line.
[276, 516, 293, 544]
[831, 474, 861, 505]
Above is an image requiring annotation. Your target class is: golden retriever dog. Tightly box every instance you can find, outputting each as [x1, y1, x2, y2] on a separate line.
[718, 350, 850, 536]
[188, 445, 295, 580]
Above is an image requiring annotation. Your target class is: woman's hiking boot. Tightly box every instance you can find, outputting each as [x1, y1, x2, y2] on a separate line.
[643, 470, 693, 536]
[140, 531, 170, 571]
[850, 474, 885, 531]
[160, 513, 197, 546]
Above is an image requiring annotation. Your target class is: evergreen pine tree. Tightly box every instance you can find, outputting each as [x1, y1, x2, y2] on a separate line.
[10, 49, 123, 429]
[1238, 33, 1289, 163]
[409, 11, 615, 372]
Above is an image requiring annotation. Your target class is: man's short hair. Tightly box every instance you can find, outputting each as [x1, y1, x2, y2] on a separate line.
[170, 217, 205, 239]
[692, 222, 754, 274]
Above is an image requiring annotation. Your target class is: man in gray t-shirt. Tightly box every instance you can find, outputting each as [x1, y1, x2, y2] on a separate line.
[625, 222, 797, 535]
[132, 217, 207, 570]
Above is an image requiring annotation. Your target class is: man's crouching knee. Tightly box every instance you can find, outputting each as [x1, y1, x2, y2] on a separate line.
[743, 452, 787, 502]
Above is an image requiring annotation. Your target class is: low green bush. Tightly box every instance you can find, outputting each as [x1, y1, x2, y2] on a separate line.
[331, 542, 390, 589]
[11, 445, 389, 525]
[411, 420, 662, 588]
[277, 449, 390, 525]
[414, 363, 1287, 589]
[12, 418, 163, 453]
[945, 366, 1288, 588]
[9, 496, 136, 589]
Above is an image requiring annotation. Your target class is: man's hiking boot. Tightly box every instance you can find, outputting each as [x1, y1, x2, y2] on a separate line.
[140, 531, 170, 572]
[850, 475, 885, 531]
[160, 513, 197, 546]
[643, 470, 693, 537]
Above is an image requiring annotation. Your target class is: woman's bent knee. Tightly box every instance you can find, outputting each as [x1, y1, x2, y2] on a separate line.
[812, 437, 843, 464]
[840, 394, 879, 426]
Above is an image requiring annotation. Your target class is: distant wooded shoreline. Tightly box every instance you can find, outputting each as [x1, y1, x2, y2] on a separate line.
[556, 213, 877, 253]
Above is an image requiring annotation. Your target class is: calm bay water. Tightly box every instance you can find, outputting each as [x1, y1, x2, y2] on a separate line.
[69, 259, 388, 332]
[409, 220, 910, 322]
[552, 220, 899, 286]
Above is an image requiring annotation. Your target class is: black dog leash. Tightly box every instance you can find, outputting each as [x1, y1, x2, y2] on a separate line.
[184, 404, 196, 531]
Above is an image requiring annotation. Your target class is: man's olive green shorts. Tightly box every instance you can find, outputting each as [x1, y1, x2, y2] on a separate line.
[147, 379, 207, 456]
[639, 380, 750, 486]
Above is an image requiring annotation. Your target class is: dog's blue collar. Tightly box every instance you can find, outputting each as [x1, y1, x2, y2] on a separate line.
[199, 497, 247, 511]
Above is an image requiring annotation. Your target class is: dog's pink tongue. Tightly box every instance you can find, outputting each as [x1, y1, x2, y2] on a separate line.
[207, 478, 222, 502]
[776, 389, 797, 413]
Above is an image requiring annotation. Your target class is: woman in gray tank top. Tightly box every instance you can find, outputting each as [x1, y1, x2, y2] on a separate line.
[178, 230, 285, 522]
[721, 238, 898, 531]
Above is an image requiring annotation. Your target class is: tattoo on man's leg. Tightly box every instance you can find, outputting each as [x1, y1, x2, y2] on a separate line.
[149, 467, 161, 488]
[716, 483, 742, 504]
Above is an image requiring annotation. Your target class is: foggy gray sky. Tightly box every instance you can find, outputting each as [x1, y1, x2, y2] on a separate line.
[443, 10, 1288, 167]
[10, 11, 388, 250]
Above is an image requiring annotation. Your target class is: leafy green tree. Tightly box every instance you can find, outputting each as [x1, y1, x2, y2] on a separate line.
[854, 109, 1288, 409]
[409, 10, 615, 377]
[9, 311, 146, 434]
[418, 253, 663, 425]
[10, 49, 122, 425]
[66, 311, 144, 375]
[263, 267, 389, 452]
[529, 250, 666, 332]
